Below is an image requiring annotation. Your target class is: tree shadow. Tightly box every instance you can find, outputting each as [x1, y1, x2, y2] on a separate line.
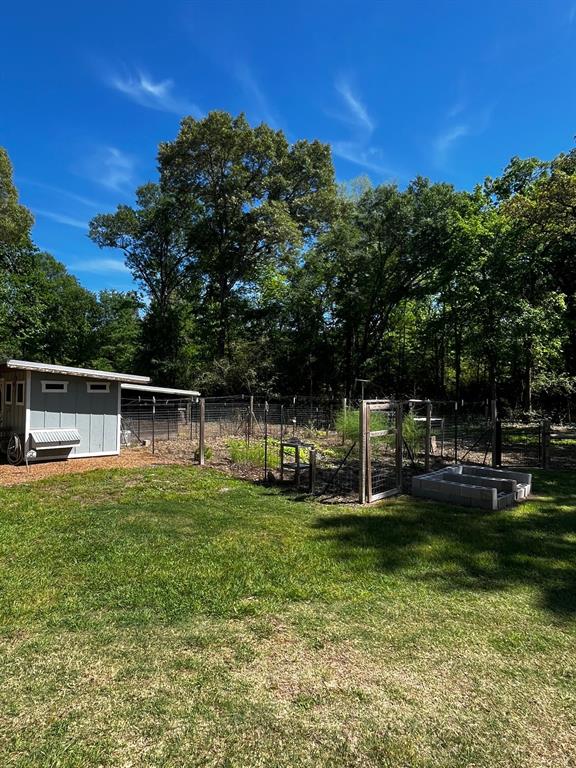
[314, 471, 576, 617]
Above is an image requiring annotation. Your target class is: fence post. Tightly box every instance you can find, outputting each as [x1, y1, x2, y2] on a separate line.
[359, 401, 367, 504]
[542, 419, 551, 469]
[425, 399, 432, 472]
[491, 399, 498, 468]
[152, 396, 156, 455]
[199, 397, 205, 466]
[309, 448, 317, 494]
[341, 397, 347, 445]
[263, 401, 269, 482]
[454, 401, 459, 464]
[249, 395, 254, 442]
[396, 401, 403, 491]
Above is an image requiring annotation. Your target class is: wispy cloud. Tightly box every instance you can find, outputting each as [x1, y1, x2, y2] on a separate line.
[432, 124, 470, 166]
[19, 178, 107, 209]
[329, 76, 399, 179]
[69, 257, 129, 274]
[432, 103, 493, 168]
[77, 146, 136, 194]
[331, 142, 394, 175]
[106, 66, 201, 117]
[235, 64, 279, 128]
[334, 78, 374, 133]
[33, 209, 88, 230]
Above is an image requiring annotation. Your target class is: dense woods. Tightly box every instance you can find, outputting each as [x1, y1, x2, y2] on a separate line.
[2, 113, 576, 415]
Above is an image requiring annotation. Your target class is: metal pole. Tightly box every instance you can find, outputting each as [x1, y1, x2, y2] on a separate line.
[454, 401, 459, 464]
[309, 448, 317, 494]
[491, 399, 498, 468]
[396, 401, 403, 491]
[425, 399, 432, 472]
[263, 400, 269, 482]
[152, 396, 156, 455]
[342, 397, 347, 445]
[199, 397, 205, 465]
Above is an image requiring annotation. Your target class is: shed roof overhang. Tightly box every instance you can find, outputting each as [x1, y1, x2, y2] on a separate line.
[2, 359, 150, 385]
[121, 383, 200, 397]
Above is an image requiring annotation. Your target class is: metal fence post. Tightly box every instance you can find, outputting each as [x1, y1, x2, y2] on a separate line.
[341, 397, 347, 445]
[309, 448, 317, 494]
[263, 400, 269, 482]
[152, 396, 156, 455]
[199, 397, 205, 465]
[454, 401, 459, 464]
[425, 399, 432, 472]
[542, 419, 551, 469]
[396, 401, 403, 491]
[491, 399, 498, 468]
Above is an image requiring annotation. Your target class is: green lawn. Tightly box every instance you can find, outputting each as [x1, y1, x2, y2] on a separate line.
[0, 466, 575, 767]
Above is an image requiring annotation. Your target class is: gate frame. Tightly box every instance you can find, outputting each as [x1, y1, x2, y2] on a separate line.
[359, 400, 403, 504]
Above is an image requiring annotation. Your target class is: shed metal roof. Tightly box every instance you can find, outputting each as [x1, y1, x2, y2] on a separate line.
[2, 359, 150, 384]
[29, 428, 81, 448]
[121, 383, 200, 397]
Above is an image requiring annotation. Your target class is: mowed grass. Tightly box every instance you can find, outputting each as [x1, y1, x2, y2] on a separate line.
[0, 467, 575, 767]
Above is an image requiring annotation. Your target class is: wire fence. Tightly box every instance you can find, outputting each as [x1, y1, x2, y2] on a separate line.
[120, 394, 576, 502]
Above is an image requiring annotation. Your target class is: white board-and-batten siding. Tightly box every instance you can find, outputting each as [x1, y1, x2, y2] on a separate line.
[28, 373, 120, 457]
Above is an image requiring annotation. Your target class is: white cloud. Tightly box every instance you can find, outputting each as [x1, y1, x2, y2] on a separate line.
[433, 124, 470, 166]
[70, 258, 129, 274]
[235, 64, 279, 128]
[331, 141, 395, 176]
[329, 76, 399, 179]
[19, 178, 107, 209]
[33, 209, 88, 230]
[107, 67, 201, 116]
[77, 146, 136, 194]
[335, 78, 374, 134]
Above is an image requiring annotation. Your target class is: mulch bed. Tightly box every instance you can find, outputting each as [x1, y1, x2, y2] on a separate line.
[0, 447, 177, 487]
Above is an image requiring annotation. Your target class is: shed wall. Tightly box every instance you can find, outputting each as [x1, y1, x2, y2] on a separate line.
[29, 373, 119, 456]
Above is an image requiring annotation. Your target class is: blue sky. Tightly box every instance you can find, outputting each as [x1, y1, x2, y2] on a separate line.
[2, 0, 576, 293]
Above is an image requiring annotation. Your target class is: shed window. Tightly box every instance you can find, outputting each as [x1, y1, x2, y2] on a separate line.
[41, 381, 68, 393]
[16, 381, 25, 406]
[87, 381, 110, 393]
[5, 382, 12, 404]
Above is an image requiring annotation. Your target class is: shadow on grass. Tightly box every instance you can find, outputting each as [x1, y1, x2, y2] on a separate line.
[315, 471, 576, 617]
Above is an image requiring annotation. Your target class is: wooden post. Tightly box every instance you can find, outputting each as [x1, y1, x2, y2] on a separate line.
[199, 397, 205, 465]
[359, 402, 367, 504]
[309, 448, 317, 494]
[395, 401, 403, 491]
[542, 419, 551, 469]
[491, 399, 498, 468]
[425, 399, 432, 472]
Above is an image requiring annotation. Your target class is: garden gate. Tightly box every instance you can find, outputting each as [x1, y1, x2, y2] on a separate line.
[359, 400, 403, 503]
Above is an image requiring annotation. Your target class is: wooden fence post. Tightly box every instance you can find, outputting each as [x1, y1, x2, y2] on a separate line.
[425, 399, 432, 472]
[199, 397, 205, 465]
[359, 401, 367, 504]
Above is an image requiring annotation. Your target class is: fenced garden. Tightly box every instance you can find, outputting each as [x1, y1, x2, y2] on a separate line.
[121, 394, 576, 502]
